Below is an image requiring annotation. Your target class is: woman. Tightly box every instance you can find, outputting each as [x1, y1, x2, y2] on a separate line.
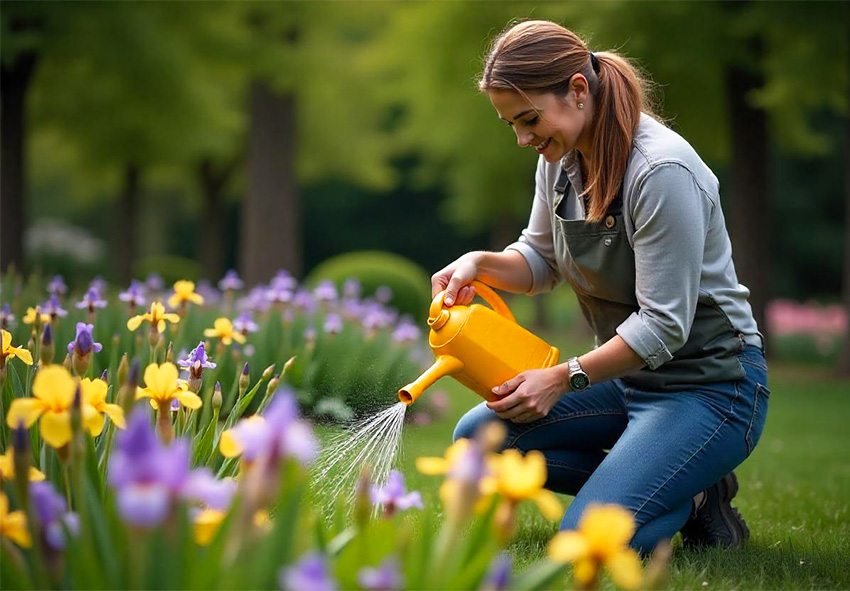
[435, 20, 769, 554]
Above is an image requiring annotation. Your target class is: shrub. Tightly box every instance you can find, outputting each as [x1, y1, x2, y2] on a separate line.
[306, 251, 432, 323]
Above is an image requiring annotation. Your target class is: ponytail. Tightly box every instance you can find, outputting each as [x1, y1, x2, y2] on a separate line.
[584, 52, 646, 222]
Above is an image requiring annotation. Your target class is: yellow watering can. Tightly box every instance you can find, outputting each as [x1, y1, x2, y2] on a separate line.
[398, 280, 560, 405]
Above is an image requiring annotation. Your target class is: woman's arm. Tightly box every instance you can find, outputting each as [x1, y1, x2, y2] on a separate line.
[431, 249, 533, 306]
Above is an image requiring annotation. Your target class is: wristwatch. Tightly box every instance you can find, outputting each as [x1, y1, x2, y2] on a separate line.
[566, 357, 591, 391]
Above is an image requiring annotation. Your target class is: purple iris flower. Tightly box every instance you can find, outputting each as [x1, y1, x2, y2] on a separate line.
[196, 280, 220, 305]
[0, 303, 14, 330]
[76, 286, 108, 310]
[323, 313, 343, 335]
[145, 273, 165, 292]
[226, 389, 318, 465]
[266, 283, 295, 306]
[233, 312, 259, 334]
[119, 280, 146, 308]
[357, 557, 404, 591]
[369, 470, 423, 517]
[90, 276, 108, 295]
[48, 275, 68, 296]
[362, 306, 395, 332]
[271, 270, 298, 292]
[449, 439, 487, 485]
[108, 410, 191, 526]
[341, 298, 362, 319]
[392, 320, 420, 344]
[303, 326, 317, 343]
[177, 341, 216, 379]
[279, 553, 337, 591]
[374, 286, 393, 304]
[342, 278, 362, 300]
[67, 322, 103, 356]
[313, 280, 337, 302]
[241, 286, 271, 313]
[481, 553, 513, 591]
[30, 480, 80, 550]
[293, 289, 316, 313]
[171, 399, 181, 412]
[181, 468, 236, 511]
[42, 294, 68, 319]
[218, 269, 244, 292]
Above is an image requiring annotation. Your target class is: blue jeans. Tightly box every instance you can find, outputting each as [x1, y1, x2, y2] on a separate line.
[453, 345, 770, 554]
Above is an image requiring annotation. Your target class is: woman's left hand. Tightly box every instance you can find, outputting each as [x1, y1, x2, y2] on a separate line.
[486, 367, 567, 423]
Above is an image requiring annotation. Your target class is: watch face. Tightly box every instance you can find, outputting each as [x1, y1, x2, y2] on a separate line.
[570, 373, 589, 391]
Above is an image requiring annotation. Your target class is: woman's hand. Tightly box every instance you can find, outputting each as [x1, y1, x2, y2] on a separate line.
[486, 367, 568, 423]
[431, 252, 482, 307]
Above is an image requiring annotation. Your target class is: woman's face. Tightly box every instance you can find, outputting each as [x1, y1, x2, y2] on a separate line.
[488, 81, 591, 163]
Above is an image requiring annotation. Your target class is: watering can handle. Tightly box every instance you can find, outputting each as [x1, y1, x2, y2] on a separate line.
[430, 280, 516, 323]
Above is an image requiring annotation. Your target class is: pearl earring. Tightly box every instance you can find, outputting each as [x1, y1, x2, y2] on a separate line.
[578, 102, 584, 110]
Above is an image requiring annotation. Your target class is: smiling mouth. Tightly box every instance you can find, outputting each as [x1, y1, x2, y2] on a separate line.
[535, 138, 552, 152]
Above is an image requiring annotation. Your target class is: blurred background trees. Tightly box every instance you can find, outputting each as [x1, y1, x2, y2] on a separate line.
[1, 1, 848, 366]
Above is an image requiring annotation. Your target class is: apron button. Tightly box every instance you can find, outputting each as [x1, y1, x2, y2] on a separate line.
[604, 236, 613, 247]
[605, 215, 616, 229]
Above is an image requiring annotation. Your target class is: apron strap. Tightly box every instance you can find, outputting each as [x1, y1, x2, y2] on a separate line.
[554, 166, 626, 217]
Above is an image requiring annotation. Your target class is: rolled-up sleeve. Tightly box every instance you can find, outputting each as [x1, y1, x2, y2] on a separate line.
[505, 157, 563, 294]
[616, 163, 713, 369]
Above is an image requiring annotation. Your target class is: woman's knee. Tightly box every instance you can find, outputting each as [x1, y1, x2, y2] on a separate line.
[452, 403, 499, 442]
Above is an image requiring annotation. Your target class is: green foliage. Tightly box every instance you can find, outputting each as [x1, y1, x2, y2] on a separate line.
[306, 250, 432, 323]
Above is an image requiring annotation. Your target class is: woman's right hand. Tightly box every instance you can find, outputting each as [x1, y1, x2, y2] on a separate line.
[431, 252, 481, 307]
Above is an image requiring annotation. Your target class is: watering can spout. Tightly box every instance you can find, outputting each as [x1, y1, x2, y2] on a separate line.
[398, 355, 464, 405]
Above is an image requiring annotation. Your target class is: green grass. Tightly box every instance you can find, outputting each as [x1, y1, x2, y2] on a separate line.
[314, 327, 850, 590]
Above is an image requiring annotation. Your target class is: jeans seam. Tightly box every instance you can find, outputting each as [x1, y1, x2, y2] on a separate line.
[545, 459, 596, 475]
[632, 383, 740, 520]
[744, 383, 768, 455]
[633, 416, 731, 520]
[739, 359, 767, 373]
[508, 410, 624, 448]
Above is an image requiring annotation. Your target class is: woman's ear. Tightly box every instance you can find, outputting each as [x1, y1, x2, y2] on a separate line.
[570, 74, 590, 104]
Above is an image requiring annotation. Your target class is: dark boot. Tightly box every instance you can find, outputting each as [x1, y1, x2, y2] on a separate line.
[680, 472, 750, 548]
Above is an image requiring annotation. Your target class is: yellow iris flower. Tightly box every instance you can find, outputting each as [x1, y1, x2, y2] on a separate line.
[1, 330, 33, 367]
[127, 302, 180, 333]
[482, 448, 563, 520]
[0, 492, 31, 548]
[80, 378, 126, 431]
[204, 318, 246, 346]
[22, 306, 50, 326]
[0, 448, 45, 482]
[416, 438, 489, 522]
[168, 281, 204, 310]
[5, 365, 102, 448]
[136, 362, 202, 410]
[193, 508, 268, 546]
[549, 504, 643, 590]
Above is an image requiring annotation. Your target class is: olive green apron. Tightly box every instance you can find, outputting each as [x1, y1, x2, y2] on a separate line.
[551, 168, 745, 391]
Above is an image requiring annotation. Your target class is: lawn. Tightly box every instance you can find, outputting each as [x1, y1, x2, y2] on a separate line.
[335, 330, 850, 590]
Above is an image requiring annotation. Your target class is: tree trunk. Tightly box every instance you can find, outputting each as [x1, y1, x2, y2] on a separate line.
[240, 81, 300, 285]
[115, 164, 140, 283]
[0, 52, 38, 275]
[836, 80, 850, 375]
[198, 158, 236, 280]
[726, 48, 772, 351]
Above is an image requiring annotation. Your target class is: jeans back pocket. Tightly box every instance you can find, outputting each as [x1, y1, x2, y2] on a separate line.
[745, 383, 770, 456]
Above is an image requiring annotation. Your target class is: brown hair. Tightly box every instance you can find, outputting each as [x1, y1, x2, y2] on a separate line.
[479, 20, 656, 222]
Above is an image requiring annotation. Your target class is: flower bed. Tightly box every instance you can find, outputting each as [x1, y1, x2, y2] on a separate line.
[0, 271, 657, 590]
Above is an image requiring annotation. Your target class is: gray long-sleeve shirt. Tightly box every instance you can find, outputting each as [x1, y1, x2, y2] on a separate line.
[506, 114, 760, 370]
